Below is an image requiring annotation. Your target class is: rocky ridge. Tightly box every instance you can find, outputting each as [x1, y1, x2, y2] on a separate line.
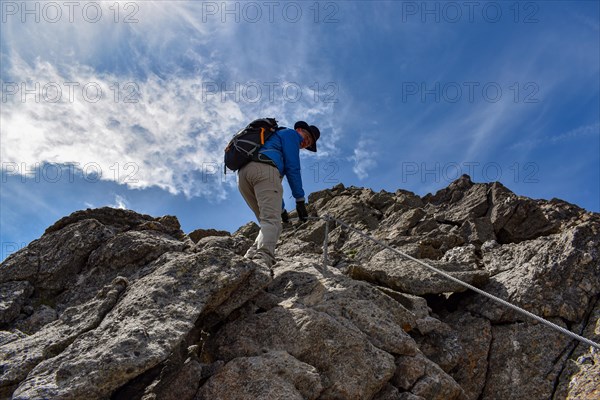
[1, 175, 599, 399]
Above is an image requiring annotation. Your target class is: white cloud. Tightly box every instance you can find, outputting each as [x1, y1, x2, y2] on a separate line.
[1, 1, 338, 200]
[349, 139, 377, 180]
[110, 194, 128, 210]
[509, 122, 600, 150]
[1, 56, 245, 199]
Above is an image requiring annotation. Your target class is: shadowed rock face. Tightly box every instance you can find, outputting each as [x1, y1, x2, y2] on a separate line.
[1, 176, 599, 400]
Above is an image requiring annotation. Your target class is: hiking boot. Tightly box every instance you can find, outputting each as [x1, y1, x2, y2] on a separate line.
[243, 249, 275, 278]
[252, 249, 275, 268]
[244, 245, 258, 259]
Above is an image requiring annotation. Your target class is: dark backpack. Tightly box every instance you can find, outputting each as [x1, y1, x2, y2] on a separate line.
[224, 118, 279, 173]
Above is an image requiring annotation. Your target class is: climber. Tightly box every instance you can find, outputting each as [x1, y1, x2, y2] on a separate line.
[238, 120, 321, 268]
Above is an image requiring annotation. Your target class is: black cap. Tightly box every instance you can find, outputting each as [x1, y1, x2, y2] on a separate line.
[294, 121, 321, 152]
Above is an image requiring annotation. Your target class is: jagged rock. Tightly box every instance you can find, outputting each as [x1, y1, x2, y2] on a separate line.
[410, 356, 465, 400]
[481, 319, 573, 400]
[416, 233, 466, 260]
[444, 312, 492, 400]
[391, 353, 428, 390]
[54, 229, 190, 309]
[562, 350, 600, 400]
[200, 260, 469, 399]
[1, 278, 128, 397]
[423, 176, 557, 245]
[412, 316, 462, 372]
[132, 354, 225, 400]
[394, 189, 424, 210]
[372, 384, 405, 400]
[384, 208, 427, 236]
[428, 179, 490, 222]
[0, 219, 114, 291]
[1, 208, 189, 319]
[194, 235, 253, 257]
[540, 198, 593, 231]
[10, 247, 271, 399]
[45, 207, 184, 239]
[308, 182, 345, 206]
[459, 217, 496, 245]
[320, 193, 382, 230]
[553, 296, 600, 400]
[391, 353, 464, 399]
[368, 190, 397, 214]
[268, 262, 419, 355]
[208, 305, 396, 399]
[138, 356, 205, 400]
[233, 221, 260, 240]
[422, 174, 471, 204]
[188, 228, 230, 244]
[441, 244, 479, 265]
[0, 207, 273, 399]
[489, 182, 558, 243]
[470, 223, 600, 323]
[0, 330, 27, 347]
[88, 230, 186, 270]
[349, 250, 489, 296]
[14, 305, 58, 334]
[204, 261, 423, 398]
[1, 177, 598, 400]
[295, 219, 329, 246]
[0, 282, 34, 325]
[196, 351, 323, 400]
[376, 288, 431, 320]
[411, 218, 440, 235]
[273, 237, 320, 263]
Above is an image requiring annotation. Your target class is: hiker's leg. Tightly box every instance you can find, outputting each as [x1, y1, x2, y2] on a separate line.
[238, 163, 263, 258]
[238, 162, 261, 220]
[253, 163, 283, 258]
[239, 162, 281, 259]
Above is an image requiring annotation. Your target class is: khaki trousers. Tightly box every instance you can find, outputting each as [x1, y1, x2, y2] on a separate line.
[238, 162, 283, 259]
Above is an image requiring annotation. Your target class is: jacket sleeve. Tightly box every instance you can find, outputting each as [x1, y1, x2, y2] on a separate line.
[281, 129, 305, 201]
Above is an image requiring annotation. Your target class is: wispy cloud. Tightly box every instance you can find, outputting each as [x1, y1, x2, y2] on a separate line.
[510, 122, 600, 150]
[110, 194, 128, 210]
[349, 138, 377, 180]
[1, 1, 338, 200]
[398, 17, 599, 166]
[2, 55, 245, 199]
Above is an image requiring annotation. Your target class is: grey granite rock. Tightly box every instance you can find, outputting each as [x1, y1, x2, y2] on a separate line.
[349, 249, 489, 296]
[0, 282, 33, 325]
[196, 351, 323, 400]
[1, 177, 598, 400]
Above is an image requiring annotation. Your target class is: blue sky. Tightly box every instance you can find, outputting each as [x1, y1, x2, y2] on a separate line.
[1, 0, 599, 261]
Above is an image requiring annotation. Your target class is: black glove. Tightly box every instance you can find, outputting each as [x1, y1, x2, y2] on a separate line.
[281, 209, 290, 224]
[296, 201, 308, 222]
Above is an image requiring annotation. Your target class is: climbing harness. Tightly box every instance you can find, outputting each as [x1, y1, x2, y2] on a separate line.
[289, 214, 600, 350]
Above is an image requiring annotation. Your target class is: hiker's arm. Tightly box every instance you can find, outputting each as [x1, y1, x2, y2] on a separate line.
[282, 131, 305, 201]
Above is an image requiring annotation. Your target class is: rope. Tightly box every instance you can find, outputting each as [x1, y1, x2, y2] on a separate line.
[289, 214, 600, 350]
[322, 215, 330, 268]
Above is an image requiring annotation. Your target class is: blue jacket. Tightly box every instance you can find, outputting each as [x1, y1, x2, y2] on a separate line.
[256, 128, 305, 202]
